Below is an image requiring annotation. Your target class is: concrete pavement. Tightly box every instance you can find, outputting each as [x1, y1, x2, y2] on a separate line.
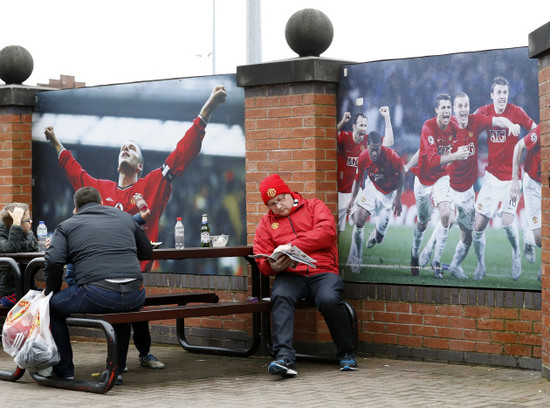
[2, 341, 550, 407]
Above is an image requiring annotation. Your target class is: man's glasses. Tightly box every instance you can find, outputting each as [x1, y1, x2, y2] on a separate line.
[268, 194, 287, 209]
[21, 219, 32, 224]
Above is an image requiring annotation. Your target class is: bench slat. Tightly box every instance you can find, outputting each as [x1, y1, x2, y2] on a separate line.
[76, 300, 272, 324]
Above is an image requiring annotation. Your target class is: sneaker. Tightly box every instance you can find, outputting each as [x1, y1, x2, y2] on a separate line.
[366, 230, 377, 249]
[524, 242, 535, 263]
[473, 262, 486, 281]
[432, 261, 443, 279]
[511, 251, 522, 281]
[339, 354, 358, 371]
[410, 250, 419, 276]
[139, 354, 166, 369]
[449, 265, 467, 280]
[419, 244, 434, 268]
[268, 358, 297, 377]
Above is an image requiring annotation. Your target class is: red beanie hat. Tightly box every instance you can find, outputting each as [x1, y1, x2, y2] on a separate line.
[259, 174, 292, 205]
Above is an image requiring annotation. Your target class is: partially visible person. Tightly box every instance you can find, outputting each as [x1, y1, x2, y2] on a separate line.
[337, 107, 394, 232]
[416, 92, 520, 279]
[0, 203, 37, 306]
[63, 193, 165, 370]
[45, 187, 153, 384]
[253, 174, 357, 377]
[472, 76, 537, 281]
[345, 131, 404, 273]
[44, 85, 227, 253]
[510, 125, 541, 280]
[409, 93, 469, 278]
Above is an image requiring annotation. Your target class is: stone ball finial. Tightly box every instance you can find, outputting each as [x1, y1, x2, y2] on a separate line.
[0, 45, 34, 85]
[285, 8, 333, 57]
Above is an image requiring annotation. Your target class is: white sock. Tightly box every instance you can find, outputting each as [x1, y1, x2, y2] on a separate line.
[473, 230, 486, 265]
[523, 228, 536, 247]
[424, 222, 442, 255]
[450, 240, 470, 268]
[503, 224, 519, 256]
[412, 225, 424, 258]
[349, 226, 364, 263]
[432, 224, 449, 263]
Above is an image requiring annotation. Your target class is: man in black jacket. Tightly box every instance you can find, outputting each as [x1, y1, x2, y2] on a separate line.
[45, 186, 152, 383]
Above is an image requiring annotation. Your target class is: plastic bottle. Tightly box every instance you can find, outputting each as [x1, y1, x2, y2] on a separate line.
[200, 214, 211, 247]
[37, 221, 48, 252]
[174, 217, 185, 249]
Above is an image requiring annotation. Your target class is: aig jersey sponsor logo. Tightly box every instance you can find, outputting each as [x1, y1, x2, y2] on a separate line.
[346, 156, 359, 167]
[437, 145, 452, 156]
[489, 129, 507, 143]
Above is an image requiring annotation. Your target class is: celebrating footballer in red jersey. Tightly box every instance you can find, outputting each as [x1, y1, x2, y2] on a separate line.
[471, 76, 537, 282]
[44, 85, 228, 269]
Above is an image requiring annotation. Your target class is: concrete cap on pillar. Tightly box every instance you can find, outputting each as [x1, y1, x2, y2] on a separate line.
[285, 8, 334, 57]
[0, 45, 34, 85]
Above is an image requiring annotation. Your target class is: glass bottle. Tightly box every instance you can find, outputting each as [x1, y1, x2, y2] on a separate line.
[200, 214, 211, 247]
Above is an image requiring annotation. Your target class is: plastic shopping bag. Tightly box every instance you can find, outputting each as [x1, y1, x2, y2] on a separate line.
[14, 291, 60, 371]
[2, 289, 42, 357]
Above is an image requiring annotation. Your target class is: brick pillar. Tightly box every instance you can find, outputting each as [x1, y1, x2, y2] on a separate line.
[237, 57, 351, 348]
[529, 21, 550, 379]
[0, 86, 40, 207]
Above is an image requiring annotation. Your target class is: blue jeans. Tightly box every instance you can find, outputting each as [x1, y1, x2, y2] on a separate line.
[271, 272, 354, 362]
[49, 282, 145, 377]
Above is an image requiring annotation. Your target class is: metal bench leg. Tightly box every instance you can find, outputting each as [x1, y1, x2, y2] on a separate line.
[29, 318, 118, 394]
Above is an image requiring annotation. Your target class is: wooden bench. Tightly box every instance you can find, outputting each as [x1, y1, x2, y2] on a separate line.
[29, 292, 272, 393]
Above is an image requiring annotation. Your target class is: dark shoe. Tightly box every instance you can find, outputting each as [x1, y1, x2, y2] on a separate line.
[139, 353, 165, 369]
[339, 353, 358, 371]
[410, 250, 419, 276]
[432, 261, 443, 279]
[268, 358, 297, 377]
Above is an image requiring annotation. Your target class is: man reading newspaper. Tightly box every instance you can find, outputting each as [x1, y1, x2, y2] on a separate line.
[253, 174, 357, 378]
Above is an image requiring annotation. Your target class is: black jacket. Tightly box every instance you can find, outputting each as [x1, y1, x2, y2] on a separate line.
[0, 222, 37, 297]
[45, 202, 153, 294]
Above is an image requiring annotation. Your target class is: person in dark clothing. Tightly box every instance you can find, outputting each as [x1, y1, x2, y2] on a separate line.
[45, 187, 152, 384]
[0, 203, 37, 306]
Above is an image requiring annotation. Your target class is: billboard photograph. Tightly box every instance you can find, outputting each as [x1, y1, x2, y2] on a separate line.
[337, 47, 540, 290]
[31, 74, 246, 276]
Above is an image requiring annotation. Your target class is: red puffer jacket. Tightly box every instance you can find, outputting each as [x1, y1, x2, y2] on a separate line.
[253, 193, 339, 277]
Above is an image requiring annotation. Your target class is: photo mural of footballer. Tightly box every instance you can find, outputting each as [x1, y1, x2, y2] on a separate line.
[43, 85, 227, 271]
[336, 47, 540, 290]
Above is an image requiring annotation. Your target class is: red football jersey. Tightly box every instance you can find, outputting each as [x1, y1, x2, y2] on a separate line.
[58, 116, 206, 244]
[411, 117, 457, 186]
[337, 130, 368, 193]
[354, 146, 403, 195]
[475, 103, 534, 181]
[448, 114, 492, 192]
[523, 126, 540, 183]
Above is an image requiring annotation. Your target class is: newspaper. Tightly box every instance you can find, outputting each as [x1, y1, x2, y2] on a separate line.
[251, 245, 317, 268]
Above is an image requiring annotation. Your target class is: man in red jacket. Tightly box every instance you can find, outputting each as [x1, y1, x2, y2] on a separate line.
[253, 174, 357, 377]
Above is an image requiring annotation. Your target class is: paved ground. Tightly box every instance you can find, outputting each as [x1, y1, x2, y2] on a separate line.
[2, 341, 550, 407]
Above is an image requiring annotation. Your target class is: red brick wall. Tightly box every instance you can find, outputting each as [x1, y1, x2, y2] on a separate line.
[0, 108, 33, 207]
[244, 83, 338, 246]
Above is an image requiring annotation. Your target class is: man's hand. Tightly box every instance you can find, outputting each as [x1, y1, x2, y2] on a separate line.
[199, 85, 227, 122]
[379, 106, 390, 118]
[267, 254, 295, 273]
[392, 198, 402, 218]
[44, 126, 64, 155]
[510, 179, 521, 204]
[8, 207, 25, 226]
